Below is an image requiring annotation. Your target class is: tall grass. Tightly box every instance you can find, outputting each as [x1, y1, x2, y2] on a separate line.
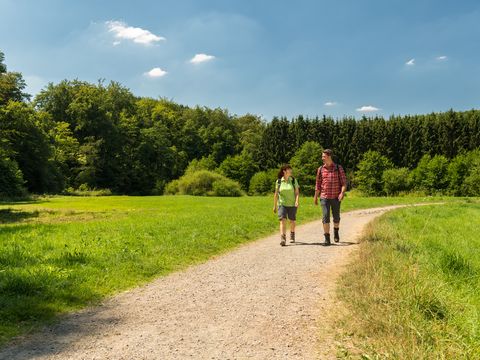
[0, 195, 464, 347]
[338, 202, 480, 358]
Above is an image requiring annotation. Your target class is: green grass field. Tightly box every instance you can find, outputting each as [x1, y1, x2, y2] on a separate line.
[338, 201, 480, 359]
[0, 194, 466, 347]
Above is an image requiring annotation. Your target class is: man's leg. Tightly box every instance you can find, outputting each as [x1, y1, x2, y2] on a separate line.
[320, 198, 331, 245]
[332, 199, 341, 242]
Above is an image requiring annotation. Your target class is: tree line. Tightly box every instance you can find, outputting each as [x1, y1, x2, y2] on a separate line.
[1, 49, 480, 198]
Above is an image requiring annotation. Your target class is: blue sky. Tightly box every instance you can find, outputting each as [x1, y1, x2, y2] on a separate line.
[1, 0, 480, 119]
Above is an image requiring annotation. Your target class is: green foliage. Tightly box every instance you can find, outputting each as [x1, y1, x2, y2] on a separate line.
[3, 50, 480, 197]
[0, 150, 25, 198]
[0, 51, 30, 105]
[165, 170, 244, 197]
[184, 156, 217, 174]
[382, 167, 412, 195]
[355, 151, 393, 196]
[218, 151, 258, 191]
[289, 141, 323, 196]
[411, 154, 449, 194]
[248, 169, 278, 195]
[462, 165, 480, 196]
[211, 178, 243, 197]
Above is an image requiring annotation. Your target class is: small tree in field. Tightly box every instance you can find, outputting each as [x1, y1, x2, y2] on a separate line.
[355, 151, 393, 196]
[289, 141, 323, 196]
[248, 169, 278, 195]
[382, 168, 411, 196]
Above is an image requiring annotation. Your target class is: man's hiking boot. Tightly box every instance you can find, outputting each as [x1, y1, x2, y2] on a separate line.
[290, 232, 295, 243]
[334, 228, 340, 243]
[324, 233, 331, 246]
[280, 234, 286, 246]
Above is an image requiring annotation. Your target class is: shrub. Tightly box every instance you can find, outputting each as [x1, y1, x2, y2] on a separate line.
[355, 151, 393, 196]
[0, 153, 26, 198]
[446, 153, 470, 196]
[163, 179, 180, 195]
[382, 168, 412, 196]
[411, 154, 449, 194]
[289, 141, 323, 196]
[212, 178, 243, 197]
[184, 156, 217, 175]
[218, 151, 258, 191]
[248, 169, 278, 195]
[165, 170, 244, 197]
[462, 165, 480, 196]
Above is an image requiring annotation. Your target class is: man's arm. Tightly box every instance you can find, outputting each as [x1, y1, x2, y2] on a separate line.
[338, 166, 347, 201]
[314, 167, 321, 205]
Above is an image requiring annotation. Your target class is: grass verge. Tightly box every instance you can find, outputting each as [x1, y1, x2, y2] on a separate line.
[337, 201, 480, 359]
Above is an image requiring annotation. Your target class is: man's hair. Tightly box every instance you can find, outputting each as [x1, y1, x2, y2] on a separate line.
[323, 149, 333, 157]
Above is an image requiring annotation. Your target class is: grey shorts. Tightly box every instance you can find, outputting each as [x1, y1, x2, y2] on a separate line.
[320, 198, 341, 224]
[278, 205, 297, 221]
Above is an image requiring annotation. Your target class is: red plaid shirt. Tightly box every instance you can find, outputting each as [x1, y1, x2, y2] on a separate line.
[315, 163, 347, 199]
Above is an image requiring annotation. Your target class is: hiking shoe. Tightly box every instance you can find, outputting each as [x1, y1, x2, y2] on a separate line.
[334, 228, 340, 243]
[324, 233, 331, 246]
[290, 232, 295, 243]
[280, 234, 286, 246]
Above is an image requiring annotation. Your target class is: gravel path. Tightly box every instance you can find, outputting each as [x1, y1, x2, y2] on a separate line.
[0, 206, 404, 360]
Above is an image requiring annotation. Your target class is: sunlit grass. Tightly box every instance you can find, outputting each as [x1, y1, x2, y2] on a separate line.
[338, 201, 480, 358]
[0, 194, 466, 347]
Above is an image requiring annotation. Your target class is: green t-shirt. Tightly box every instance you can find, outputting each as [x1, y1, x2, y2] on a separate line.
[276, 177, 300, 207]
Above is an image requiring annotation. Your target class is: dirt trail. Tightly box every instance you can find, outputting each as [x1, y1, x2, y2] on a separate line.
[0, 205, 407, 360]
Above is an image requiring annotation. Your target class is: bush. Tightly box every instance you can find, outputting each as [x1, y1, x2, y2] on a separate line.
[218, 151, 258, 191]
[163, 179, 180, 195]
[462, 165, 480, 196]
[248, 169, 278, 195]
[289, 141, 323, 196]
[355, 151, 393, 196]
[382, 168, 412, 196]
[63, 184, 112, 196]
[164, 170, 244, 197]
[0, 153, 26, 198]
[212, 178, 243, 197]
[411, 154, 449, 194]
[184, 156, 217, 175]
[446, 153, 470, 196]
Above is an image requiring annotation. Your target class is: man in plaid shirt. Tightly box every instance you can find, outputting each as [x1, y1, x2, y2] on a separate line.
[314, 149, 347, 245]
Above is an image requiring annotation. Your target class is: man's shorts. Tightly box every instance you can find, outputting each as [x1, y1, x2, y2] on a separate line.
[278, 205, 297, 221]
[320, 198, 341, 224]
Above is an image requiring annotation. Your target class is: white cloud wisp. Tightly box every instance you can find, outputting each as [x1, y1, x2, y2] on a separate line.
[190, 53, 215, 64]
[106, 21, 165, 45]
[145, 67, 167, 78]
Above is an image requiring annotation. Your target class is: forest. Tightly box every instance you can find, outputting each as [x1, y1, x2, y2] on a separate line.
[1, 50, 480, 198]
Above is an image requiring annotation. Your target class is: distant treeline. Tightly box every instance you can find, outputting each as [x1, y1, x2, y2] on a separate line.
[1, 49, 480, 197]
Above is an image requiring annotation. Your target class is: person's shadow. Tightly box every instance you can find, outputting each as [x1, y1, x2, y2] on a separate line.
[288, 241, 357, 247]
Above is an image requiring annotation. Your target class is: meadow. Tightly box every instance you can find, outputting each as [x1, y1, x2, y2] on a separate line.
[0, 194, 465, 347]
[338, 200, 480, 358]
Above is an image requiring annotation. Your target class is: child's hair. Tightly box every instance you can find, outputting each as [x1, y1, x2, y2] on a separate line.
[277, 164, 292, 179]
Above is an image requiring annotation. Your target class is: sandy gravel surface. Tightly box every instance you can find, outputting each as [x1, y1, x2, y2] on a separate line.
[0, 206, 405, 360]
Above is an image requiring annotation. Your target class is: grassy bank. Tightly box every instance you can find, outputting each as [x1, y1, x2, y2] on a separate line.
[0, 194, 463, 346]
[337, 201, 480, 358]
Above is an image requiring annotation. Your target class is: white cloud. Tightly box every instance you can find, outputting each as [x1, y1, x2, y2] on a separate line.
[356, 105, 380, 112]
[145, 67, 168, 78]
[324, 101, 337, 106]
[405, 58, 415, 66]
[113, 41, 121, 46]
[190, 53, 215, 64]
[436, 55, 448, 61]
[106, 21, 165, 45]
